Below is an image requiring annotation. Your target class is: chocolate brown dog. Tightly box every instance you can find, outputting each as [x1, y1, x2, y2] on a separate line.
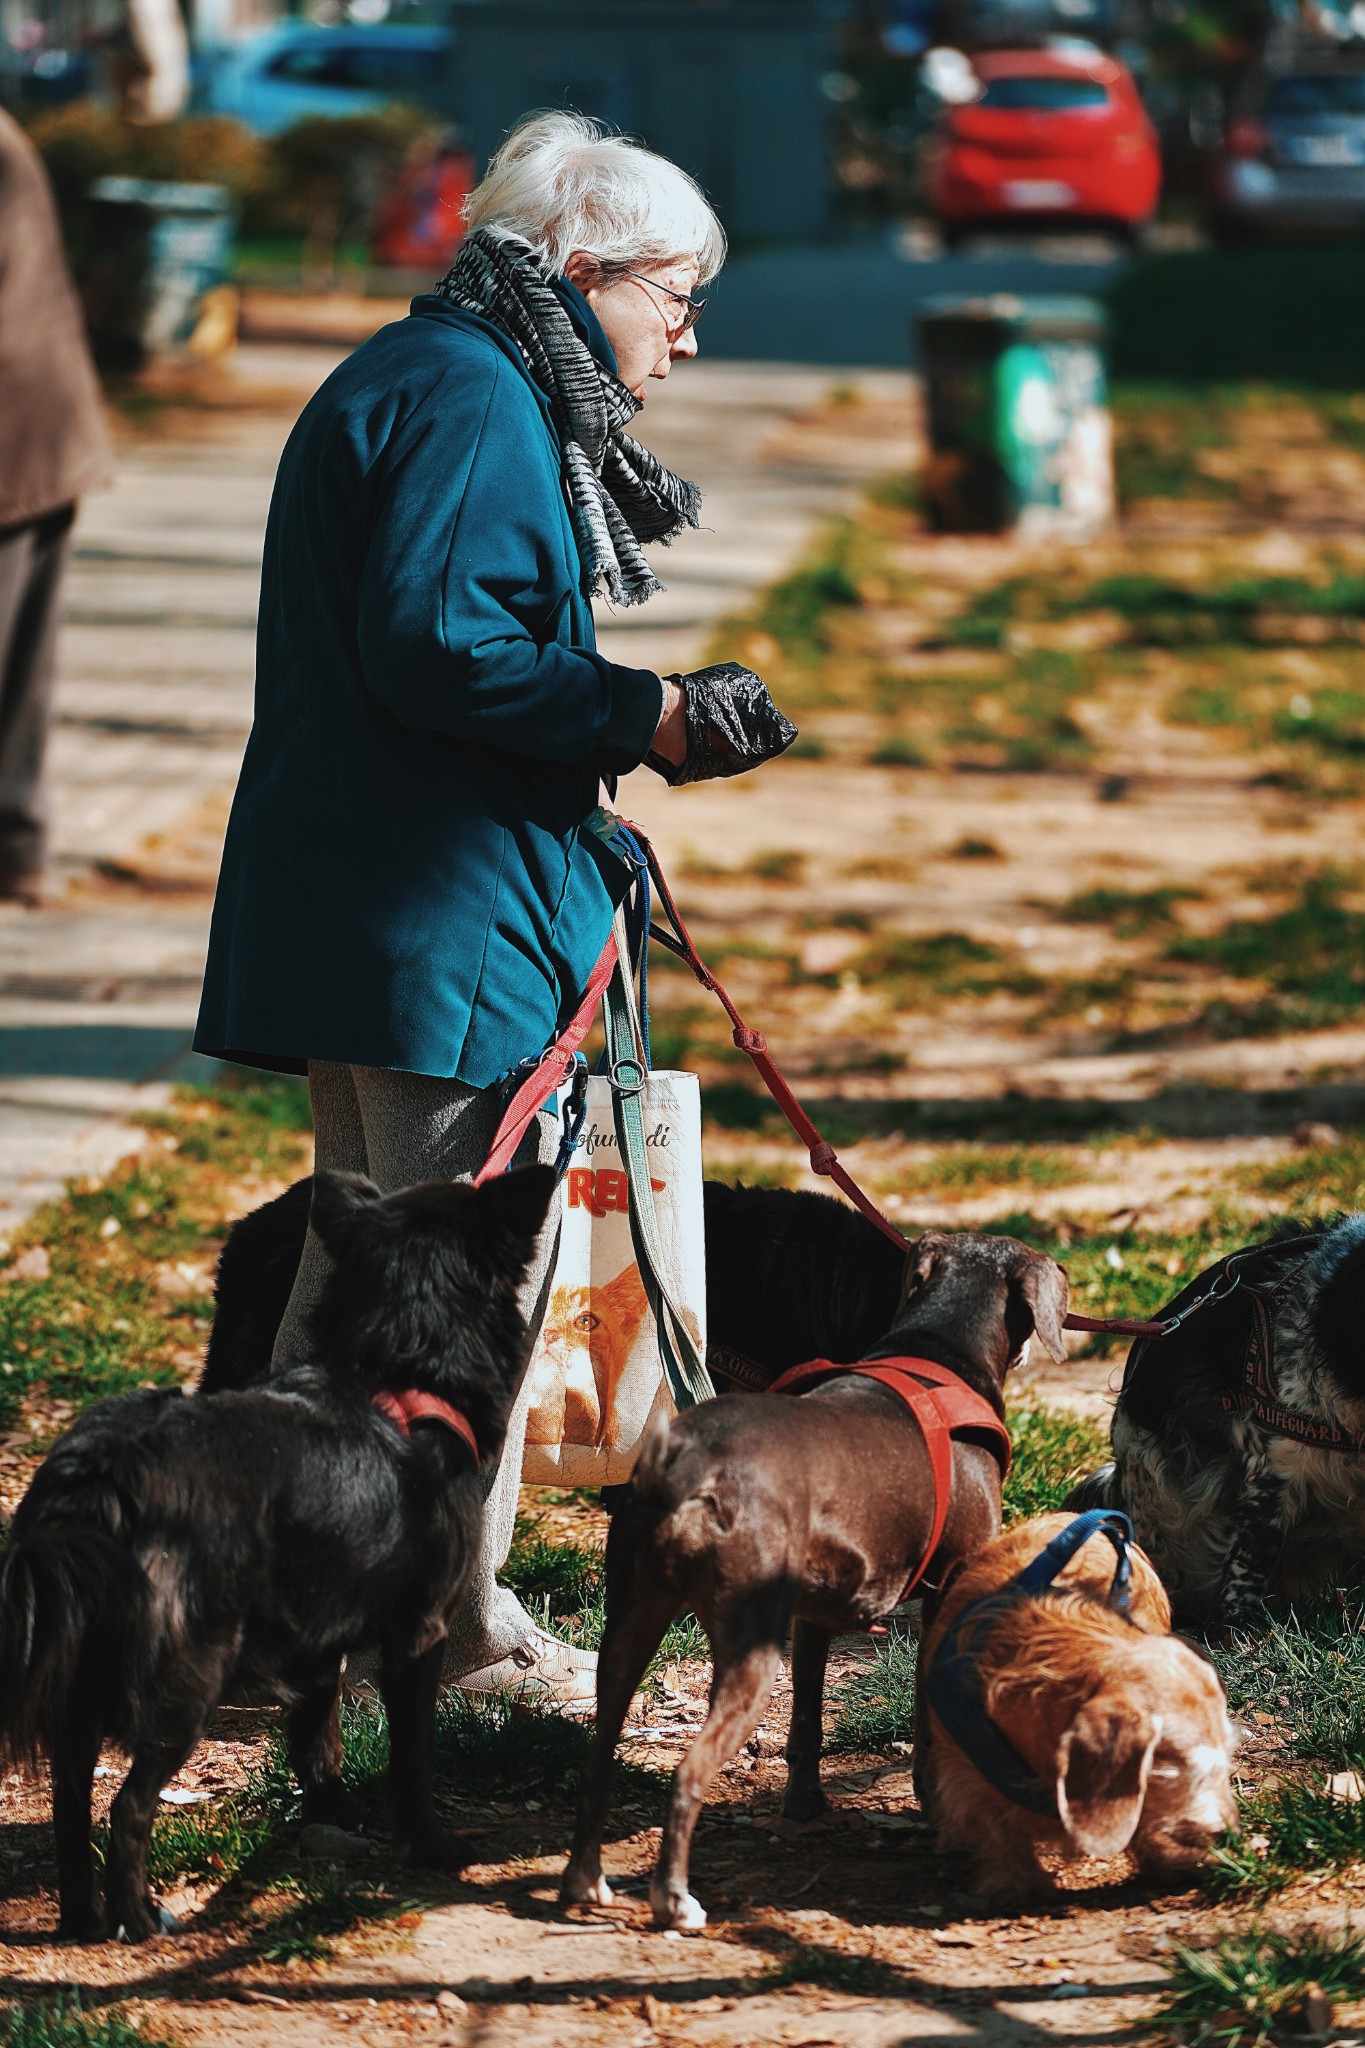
[561, 1230, 1069, 1932]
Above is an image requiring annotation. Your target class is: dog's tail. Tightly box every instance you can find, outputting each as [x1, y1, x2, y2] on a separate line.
[0, 1524, 148, 1763]
[1065, 1461, 1122, 1514]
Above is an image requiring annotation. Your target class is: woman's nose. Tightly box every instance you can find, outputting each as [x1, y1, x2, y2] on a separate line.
[671, 325, 699, 362]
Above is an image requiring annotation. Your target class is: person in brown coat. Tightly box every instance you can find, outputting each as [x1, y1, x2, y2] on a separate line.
[0, 109, 111, 905]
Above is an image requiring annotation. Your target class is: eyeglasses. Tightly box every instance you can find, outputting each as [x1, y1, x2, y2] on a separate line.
[620, 268, 707, 335]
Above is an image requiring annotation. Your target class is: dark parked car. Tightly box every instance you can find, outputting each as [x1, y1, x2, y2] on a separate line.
[1214, 66, 1365, 233]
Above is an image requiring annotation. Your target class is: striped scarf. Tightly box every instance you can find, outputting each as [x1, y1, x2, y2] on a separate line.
[435, 230, 701, 608]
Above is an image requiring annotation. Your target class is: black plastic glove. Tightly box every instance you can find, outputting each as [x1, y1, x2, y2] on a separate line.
[647, 663, 798, 786]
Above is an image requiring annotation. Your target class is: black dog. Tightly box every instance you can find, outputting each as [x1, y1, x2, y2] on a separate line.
[1071, 1216, 1365, 1627]
[200, 1175, 907, 1398]
[0, 1164, 553, 1942]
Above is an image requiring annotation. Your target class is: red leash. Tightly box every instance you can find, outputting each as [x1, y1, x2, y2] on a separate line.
[472, 932, 619, 1187]
[635, 829, 1182, 1345]
[641, 838, 917, 1254]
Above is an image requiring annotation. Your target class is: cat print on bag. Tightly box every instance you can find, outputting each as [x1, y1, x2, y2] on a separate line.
[526, 1264, 651, 1448]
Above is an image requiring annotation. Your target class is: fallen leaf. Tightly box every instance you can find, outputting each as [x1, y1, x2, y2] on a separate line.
[1327, 1770, 1363, 1802]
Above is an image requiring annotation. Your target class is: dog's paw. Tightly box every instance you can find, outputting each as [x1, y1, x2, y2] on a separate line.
[399, 1827, 471, 1874]
[561, 1864, 613, 1907]
[780, 1784, 828, 1825]
[301, 1782, 370, 1832]
[650, 1882, 707, 1933]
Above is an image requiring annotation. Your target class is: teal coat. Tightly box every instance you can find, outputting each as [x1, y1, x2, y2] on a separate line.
[194, 289, 663, 1085]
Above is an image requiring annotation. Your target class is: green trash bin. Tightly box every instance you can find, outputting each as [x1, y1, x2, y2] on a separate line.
[916, 294, 1113, 539]
[82, 177, 235, 372]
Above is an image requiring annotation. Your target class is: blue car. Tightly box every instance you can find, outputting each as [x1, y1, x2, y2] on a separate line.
[198, 22, 454, 135]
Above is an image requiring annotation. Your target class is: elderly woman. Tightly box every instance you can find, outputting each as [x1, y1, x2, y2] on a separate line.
[195, 114, 791, 1707]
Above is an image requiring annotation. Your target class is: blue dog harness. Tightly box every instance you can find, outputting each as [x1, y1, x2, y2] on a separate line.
[923, 1509, 1136, 1818]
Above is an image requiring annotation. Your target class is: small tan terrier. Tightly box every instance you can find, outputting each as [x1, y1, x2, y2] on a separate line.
[920, 1509, 1237, 1905]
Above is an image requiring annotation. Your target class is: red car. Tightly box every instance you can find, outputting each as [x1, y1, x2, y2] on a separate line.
[926, 46, 1161, 240]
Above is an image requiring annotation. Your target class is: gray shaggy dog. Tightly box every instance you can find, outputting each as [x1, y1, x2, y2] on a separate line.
[1071, 1215, 1365, 1628]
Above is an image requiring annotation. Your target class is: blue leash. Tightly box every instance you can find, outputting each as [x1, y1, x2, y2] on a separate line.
[923, 1510, 1135, 1819]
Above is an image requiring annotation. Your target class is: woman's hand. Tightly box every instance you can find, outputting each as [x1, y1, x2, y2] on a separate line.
[646, 664, 798, 786]
[649, 675, 689, 771]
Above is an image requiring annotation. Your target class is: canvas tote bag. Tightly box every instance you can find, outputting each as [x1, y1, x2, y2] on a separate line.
[520, 914, 714, 1486]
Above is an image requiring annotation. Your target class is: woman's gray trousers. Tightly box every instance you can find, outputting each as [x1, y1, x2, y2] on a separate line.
[269, 1060, 559, 1673]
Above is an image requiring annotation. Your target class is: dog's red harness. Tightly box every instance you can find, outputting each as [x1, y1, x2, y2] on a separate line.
[372, 1389, 479, 1462]
[768, 1357, 1012, 1602]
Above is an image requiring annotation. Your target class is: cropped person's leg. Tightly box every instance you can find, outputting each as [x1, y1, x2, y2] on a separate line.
[270, 1062, 368, 1370]
[0, 505, 74, 900]
[351, 1068, 593, 1708]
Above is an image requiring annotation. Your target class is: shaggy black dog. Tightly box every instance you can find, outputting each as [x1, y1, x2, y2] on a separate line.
[200, 1175, 907, 1399]
[1071, 1216, 1365, 1627]
[0, 1163, 554, 1943]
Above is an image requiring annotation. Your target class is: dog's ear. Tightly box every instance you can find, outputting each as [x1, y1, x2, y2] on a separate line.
[1055, 1692, 1161, 1858]
[1013, 1253, 1070, 1363]
[900, 1230, 948, 1303]
[309, 1169, 382, 1251]
[473, 1164, 558, 1252]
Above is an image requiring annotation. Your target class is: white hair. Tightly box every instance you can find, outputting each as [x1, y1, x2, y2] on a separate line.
[464, 111, 726, 284]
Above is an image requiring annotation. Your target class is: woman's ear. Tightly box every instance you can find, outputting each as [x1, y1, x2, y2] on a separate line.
[562, 249, 603, 294]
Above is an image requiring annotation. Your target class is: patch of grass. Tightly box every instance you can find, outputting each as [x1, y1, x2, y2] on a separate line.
[1153, 1925, 1365, 2045]
[948, 561, 1365, 648]
[993, 1211, 1259, 1339]
[1002, 1404, 1108, 1526]
[0, 1072, 311, 1434]
[1055, 884, 1204, 937]
[1166, 658, 1365, 781]
[749, 520, 862, 667]
[1112, 383, 1239, 506]
[828, 1633, 917, 1753]
[1236, 1129, 1365, 1214]
[504, 1514, 603, 1620]
[254, 1867, 408, 1964]
[433, 1688, 658, 1800]
[502, 1514, 705, 1671]
[869, 734, 928, 769]
[850, 930, 1042, 1006]
[875, 1144, 1083, 1199]
[1167, 871, 1365, 1027]
[1214, 1601, 1365, 1770]
[0, 1997, 177, 2048]
[1211, 1785, 1365, 1899]
[949, 836, 1003, 861]
[141, 1736, 296, 1889]
[747, 848, 807, 884]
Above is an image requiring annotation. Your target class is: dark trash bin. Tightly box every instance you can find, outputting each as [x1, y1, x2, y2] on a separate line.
[916, 294, 1113, 538]
[82, 176, 234, 371]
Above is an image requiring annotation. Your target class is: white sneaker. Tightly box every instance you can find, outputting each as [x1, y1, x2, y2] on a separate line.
[453, 1626, 597, 1714]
